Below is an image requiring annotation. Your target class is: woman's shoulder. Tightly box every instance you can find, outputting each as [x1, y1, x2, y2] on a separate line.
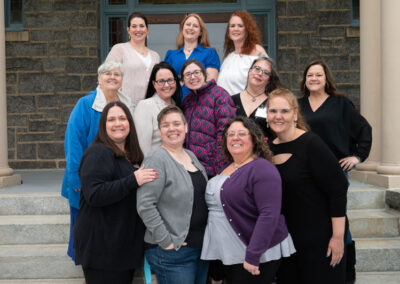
[84, 143, 113, 158]
[254, 44, 267, 56]
[148, 48, 160, 59]
[73, 90, 97, 110]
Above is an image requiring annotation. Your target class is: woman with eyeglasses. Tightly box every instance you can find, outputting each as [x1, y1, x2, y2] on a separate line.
[133, 62, 182, 156]
[232, 57, 283, 141]
[266, 89, 348, 284]
[165, 13, 220, 100]
[217, 11, 267, 96]
[201, 117, 295, 284]
[181, 59, 236, 178]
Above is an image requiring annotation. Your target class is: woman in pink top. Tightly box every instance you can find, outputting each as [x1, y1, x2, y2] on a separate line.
[107, 12, 160, 107]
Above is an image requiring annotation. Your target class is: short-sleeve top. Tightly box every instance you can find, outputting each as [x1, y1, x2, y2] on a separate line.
[217, 52, 258, 96]
[106, 42, 160, 106]
[165, 45, 221, 100]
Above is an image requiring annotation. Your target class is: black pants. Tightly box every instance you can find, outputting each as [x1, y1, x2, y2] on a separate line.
[223, 259, 281, 284]
[83, 267, 135, 284]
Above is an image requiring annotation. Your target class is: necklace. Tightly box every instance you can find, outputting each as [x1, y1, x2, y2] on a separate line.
[246, 89, 265, 102]
[232, 156, 254, 170]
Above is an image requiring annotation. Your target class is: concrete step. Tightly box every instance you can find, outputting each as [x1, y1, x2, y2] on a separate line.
[356, 271, 400, 284]
[355, 238, 400, 272]
[348, 209, 400, 238]
[347, 187, 385, 210]
[0, 193, 69, 215]
[0, 215, 69, 245]
[0, 244, 83, 279]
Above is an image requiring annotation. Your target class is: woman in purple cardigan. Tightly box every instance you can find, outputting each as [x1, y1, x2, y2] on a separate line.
[201, 117, 295, 284]
[181, 59, 236, 178]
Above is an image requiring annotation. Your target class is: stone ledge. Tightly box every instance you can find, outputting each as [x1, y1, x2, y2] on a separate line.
[350, 170, 400, 188]
[5, 31, 29, 42]
[387, 189, 400, 211]
[0, 174, 21, 189]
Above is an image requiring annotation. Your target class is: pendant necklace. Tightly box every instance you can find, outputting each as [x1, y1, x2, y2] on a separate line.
[246, 89, 265, 102]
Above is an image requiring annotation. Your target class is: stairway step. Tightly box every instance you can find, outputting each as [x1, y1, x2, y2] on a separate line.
[0, 193, 69, 215]
[355, 238, 400, 272]
[0, 280, 84, 284]
[356, 271, 400, 284]
[0, 215, 69, 245]
[0, 244, 83, 279]
[347, 187, 385, 210]
[348, 209, 400, 238]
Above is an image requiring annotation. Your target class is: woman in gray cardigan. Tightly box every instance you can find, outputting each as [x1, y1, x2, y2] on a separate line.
[137, 105, 209, 284]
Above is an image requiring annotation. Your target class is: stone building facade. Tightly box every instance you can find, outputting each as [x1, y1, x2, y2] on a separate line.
[5, 0, 360, 169]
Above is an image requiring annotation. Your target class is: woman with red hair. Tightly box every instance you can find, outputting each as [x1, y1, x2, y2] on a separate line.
[217, 11, 267, 96]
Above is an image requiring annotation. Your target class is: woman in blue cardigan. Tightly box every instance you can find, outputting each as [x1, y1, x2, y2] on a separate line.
[61, 60, 134, 263]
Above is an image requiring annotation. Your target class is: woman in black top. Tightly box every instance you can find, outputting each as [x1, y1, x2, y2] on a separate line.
[74, 101, 157, 284]
[231, 56, 283, 141]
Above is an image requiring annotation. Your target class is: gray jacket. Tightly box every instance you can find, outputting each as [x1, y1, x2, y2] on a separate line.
[137, 146, 207, 250]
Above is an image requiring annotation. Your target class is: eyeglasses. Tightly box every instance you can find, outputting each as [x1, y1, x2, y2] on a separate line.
[267, 108, 294, 115]
[154, 78, 176, 86]
[251, 65, 271, 77]
[183, 70, 202, 79]
[226, 131, 249, 138]
[103, 71, 122, 77]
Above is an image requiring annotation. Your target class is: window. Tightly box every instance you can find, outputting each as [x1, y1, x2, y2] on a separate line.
[350, 0, 360, 27]
[5, 0, 24, 31]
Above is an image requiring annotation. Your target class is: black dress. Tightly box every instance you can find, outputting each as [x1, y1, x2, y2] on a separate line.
[270, 132, 348, 284]
[298, 95, 372, 162]
[232, 93, 275, 141]
[74, 143, 145, 275]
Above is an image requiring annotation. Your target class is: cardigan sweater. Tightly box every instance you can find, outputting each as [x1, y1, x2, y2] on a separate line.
[220, 158, 289, 266]
[106, 42, 160, 106]
[137, 146, 208, 250]
[61, 87, 133, 209]
[73, 143, 144, 270]
[183, 80, 236, 176]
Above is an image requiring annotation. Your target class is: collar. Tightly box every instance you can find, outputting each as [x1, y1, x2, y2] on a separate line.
[92, 86, 133, 112]
[178, 44, 204, 53]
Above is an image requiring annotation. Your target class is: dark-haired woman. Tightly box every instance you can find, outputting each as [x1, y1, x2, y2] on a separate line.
[298, 60, 372, 283]
[74, 101, 157, 284]
[106, 12, 160, 106]
[217, 11, 267, 96]
[201, 117, 295, 284]
[133, 62, 182, 156]
[232, 56, 282, 141]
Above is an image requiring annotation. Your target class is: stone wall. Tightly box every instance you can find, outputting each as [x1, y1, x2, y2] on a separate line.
[6, 0, 100, 169]
[276, 0, 360, 107]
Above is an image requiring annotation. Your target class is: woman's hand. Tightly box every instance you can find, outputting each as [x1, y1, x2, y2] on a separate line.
[326, 235, 344, 267]
[243, 261, 260, 275]
[164, 243, 174, 250]
[339, 156, 360, 171]
[134, 165, 157, 186]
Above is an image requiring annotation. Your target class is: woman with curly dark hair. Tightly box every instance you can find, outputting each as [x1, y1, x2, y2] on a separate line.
[232, 57, 283, 140]
[217, 11, 268, 96]
[201, 116, 295, 284]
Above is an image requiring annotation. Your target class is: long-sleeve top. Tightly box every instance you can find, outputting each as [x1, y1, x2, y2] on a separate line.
[269, 132, 348, 251]
[183, 80, 236, 176]
[165, 44, 220, 100]
[133, 93, 172, 156]
[219, 158, 289, 266]
[73, 143, 144, 270]
[106, 42, 160, 106]
[137, 146, 208, 250]
[298, 95, 372, 162]
[61, 87, 134, 209]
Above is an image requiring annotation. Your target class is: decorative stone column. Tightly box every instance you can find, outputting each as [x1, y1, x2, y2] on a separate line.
[376, 0, 400, 179]
[0, 0, 21, 188]
[356, 0, 381, 172]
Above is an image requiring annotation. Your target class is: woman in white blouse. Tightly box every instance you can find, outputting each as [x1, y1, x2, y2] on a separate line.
[133, 62, 182, 156]
[107, 12, 160, 107]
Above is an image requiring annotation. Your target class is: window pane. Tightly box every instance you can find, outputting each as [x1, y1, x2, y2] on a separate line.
[10, 0, 22, 24]
[352, 0, 360, 21]
[139, 0, 234, 3]
[253, 14, 268, 54]
[109, 17, 126, 48]
[109, 0, 126, 4]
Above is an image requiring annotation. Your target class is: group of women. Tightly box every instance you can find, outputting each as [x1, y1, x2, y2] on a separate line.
[61, 9, 372, 284]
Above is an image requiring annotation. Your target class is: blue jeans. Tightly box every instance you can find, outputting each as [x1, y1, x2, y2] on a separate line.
[145, 246, 209, 284]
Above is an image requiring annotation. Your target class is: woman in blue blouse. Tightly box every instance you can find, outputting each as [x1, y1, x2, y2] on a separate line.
[165, 13, 220, 100]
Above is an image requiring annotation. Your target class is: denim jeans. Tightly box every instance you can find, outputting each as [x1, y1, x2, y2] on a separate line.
[145, 246, 209, 284]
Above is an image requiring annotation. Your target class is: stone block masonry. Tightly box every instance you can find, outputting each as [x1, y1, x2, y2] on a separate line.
[6, 0, 100, 169]
[276, 0, 360, 107]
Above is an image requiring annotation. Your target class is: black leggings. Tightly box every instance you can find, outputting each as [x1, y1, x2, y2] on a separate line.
[82, 267, 135, 284]
[223, 259, 281, 284]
